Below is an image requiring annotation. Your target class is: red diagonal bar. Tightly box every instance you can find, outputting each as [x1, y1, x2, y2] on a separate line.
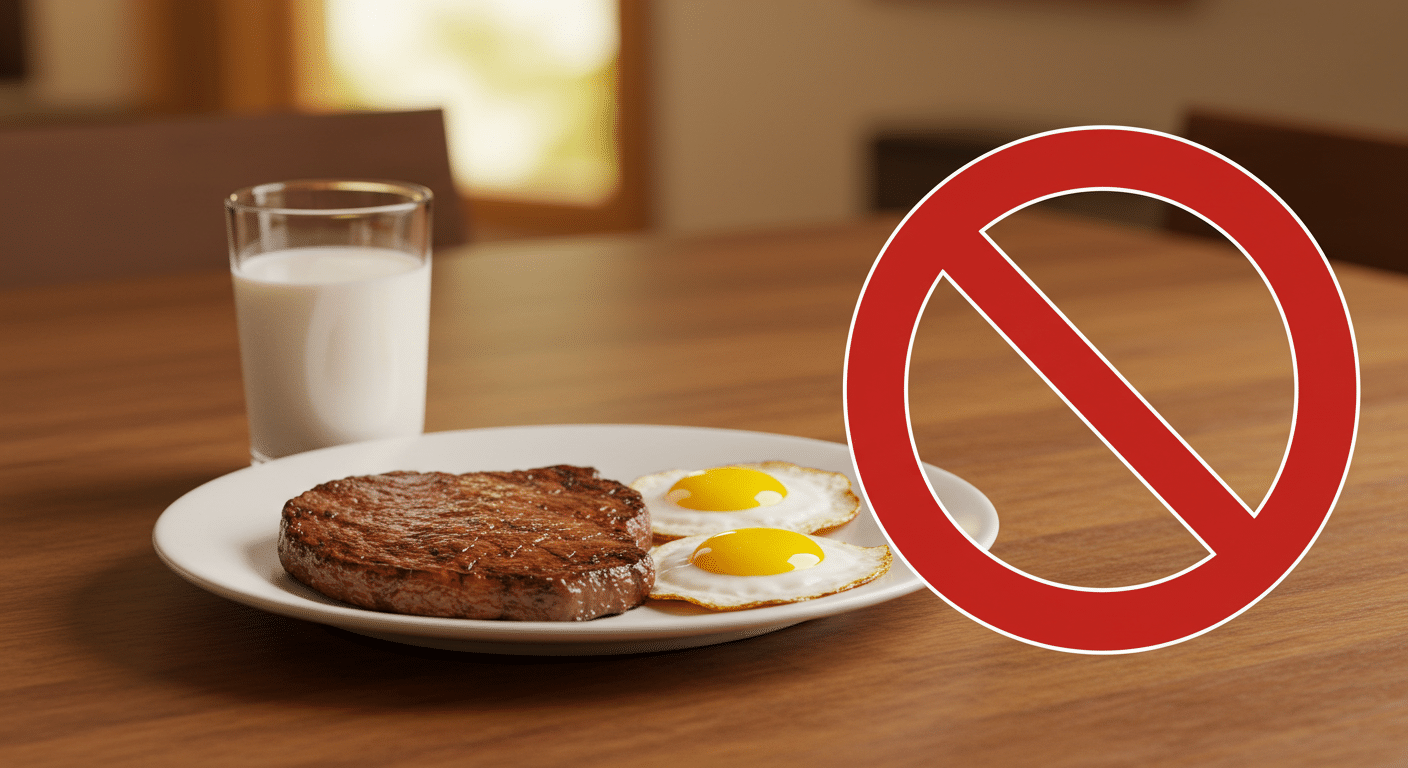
[944, 230, 1257, 554]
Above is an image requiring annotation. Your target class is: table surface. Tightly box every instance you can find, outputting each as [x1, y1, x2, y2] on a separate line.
[3, 210, 1406, 767]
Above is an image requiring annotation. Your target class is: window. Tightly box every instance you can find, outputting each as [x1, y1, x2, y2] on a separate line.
[320, 0, 618, 208]
[136, 0, 650, 237]
[299, 0, 649, 236]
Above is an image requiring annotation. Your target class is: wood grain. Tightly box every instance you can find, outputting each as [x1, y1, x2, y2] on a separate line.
[2, 211, 1407, 766]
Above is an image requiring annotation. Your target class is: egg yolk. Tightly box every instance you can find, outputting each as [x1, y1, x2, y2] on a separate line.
[689, 528, 824, 576]
[667, 467, 787, 511]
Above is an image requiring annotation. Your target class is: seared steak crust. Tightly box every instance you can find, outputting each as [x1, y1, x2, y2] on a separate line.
[278, 465, 654, 621]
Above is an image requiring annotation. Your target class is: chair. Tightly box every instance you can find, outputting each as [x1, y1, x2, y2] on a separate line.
[870, 127, 1167, 229]
[1169, 110, 1408, 274]
[0, 109, 468, 288]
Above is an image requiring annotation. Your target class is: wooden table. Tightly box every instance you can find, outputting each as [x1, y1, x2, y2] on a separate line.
[3, 211, 1407, 766]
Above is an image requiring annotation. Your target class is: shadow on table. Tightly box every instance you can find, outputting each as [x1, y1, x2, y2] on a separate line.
[64, 548, 916, 712]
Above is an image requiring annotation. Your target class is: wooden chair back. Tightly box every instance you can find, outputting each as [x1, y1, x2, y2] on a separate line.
[1169, 111, 1408, 274]
[0, 109, 467, 288]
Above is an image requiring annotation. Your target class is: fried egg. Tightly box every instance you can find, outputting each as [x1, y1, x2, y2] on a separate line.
[631, 461, 860, 540]
[650, 527, 892, 610]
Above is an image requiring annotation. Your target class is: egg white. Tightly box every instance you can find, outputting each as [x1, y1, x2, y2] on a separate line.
[631, 461, 861, 540]
[649, 532, 892, 610]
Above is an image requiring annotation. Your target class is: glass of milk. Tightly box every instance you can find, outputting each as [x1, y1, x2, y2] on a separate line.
[225, 180, 433, 464]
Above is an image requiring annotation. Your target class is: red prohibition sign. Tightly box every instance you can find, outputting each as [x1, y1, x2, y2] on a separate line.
[845, 126, 1359, 653]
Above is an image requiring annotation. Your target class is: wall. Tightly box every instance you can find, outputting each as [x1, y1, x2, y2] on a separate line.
[21, 0, 141, 109]
[651, 0, 1408, 233]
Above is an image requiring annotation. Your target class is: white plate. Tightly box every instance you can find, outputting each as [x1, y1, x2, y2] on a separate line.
[153, 424, 997, 655]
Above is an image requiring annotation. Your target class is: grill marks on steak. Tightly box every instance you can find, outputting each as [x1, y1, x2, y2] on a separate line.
[278, 465, 654, 621]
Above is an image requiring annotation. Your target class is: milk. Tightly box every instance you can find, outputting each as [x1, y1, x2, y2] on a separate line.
[232, 246, 431, 461]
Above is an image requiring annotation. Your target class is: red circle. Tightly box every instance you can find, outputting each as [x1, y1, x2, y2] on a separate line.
[845, 127, 1358, 653]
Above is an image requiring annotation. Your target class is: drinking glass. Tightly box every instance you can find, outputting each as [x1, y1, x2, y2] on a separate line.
[225, 179, 433, 464]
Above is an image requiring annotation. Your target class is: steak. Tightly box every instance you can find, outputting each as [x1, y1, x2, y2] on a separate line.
[278, 465, 654, 621]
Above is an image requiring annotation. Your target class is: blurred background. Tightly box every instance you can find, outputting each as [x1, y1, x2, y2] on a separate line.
[1, 0, 1405, 241]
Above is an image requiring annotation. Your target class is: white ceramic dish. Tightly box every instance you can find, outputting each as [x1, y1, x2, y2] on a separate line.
[153, 424, 997, 655]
